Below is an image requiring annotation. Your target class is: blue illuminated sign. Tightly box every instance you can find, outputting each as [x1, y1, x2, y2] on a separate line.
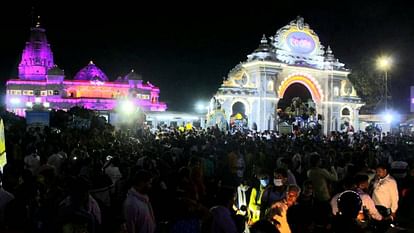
[286, 31, 315, 54]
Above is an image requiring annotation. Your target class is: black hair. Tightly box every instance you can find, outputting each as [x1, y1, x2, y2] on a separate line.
[215, 186, 236, 206]
[287, 184, 301, 195]
[376, 163, 389, 171]
[250, 220, 280, 233]
[309, 152, 321, 167]
[337, 190, 362, 218]
[354, 174, 369, 186]
[273, 168, 288, 178]
[131, 169, 152, 186]
[302, 179, 313, 188]
[68, 176, 91, 195]
[341, 176, 356, 190]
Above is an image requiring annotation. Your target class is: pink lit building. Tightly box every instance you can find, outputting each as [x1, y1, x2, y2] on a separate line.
[6, 23, 167, 117]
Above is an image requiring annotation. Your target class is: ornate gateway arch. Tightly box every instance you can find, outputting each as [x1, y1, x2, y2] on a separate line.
[208, 17, 364, 134]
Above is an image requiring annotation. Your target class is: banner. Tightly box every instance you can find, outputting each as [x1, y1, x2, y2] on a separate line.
[26, 110, 50, 127]
[279, 122, 293, 135]
[0, 118, 6, 172]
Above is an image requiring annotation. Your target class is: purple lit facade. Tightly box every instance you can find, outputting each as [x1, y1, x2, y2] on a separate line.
[18, 25, 54, 81]
[6, 25, 167, 116]
[411, 86, 414, 112]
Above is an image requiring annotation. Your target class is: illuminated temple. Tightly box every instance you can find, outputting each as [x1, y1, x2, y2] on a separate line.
[6, 22, 167, 117]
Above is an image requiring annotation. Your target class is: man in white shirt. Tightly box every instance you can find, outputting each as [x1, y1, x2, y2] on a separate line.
[370, 164, 398, 220]
[354, 174, 383, 221]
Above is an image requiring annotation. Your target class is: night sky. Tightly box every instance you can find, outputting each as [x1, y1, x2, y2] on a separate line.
[1, 1, 414, 113]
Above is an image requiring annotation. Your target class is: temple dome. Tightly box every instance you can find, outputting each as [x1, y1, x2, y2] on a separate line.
[124, 69, 142, 80]
[47, 65, 64, 76]
[74, 61, 108, 81]
[247, 34, 277, 61]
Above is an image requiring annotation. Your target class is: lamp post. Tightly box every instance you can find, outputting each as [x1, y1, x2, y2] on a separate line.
[195, 101, 209, 114]
[377, 56, 392, 111]
[377, 56, 393, 134]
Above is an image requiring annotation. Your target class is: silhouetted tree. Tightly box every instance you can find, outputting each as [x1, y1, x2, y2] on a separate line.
[348, 59, 384, 114]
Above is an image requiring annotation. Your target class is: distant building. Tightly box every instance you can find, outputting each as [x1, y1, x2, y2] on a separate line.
[145, 111, 206, 129]
[411, 86, 414, 112]
[6, 21, 166, 117]
[208, 17, 363, 134]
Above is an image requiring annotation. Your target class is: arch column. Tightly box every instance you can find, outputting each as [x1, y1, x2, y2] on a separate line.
[353, 106, 361, 131]
[273, 98, 280, 131]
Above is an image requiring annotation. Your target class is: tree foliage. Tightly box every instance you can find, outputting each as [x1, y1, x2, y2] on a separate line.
[348, 60, 384, 114]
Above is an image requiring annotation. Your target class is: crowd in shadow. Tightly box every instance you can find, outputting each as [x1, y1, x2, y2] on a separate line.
[0, 108, 413, 233]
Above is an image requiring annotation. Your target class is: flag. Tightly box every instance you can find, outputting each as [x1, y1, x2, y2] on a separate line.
[0, 118, 6, 172]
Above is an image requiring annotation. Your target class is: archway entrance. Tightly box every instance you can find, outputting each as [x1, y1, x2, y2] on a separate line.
[277, 82, 319, 133]
[230, 101, 248, 132]
[340, 107, 353, 132]
[232, 102, 246, 116]
[278, 83, 313, 111]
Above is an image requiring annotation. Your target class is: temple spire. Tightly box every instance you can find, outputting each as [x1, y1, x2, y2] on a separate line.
[246, 34, 277, 61]
[18, 18, 55, 80]
[30, 6, 41, 28]
[325, 45, 335, 62]
[35, 16, 41, 28]
[30, 6, 35, 27]
[260, 34, 268, 44]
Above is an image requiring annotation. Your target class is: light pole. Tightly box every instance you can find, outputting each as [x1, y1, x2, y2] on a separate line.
[195, 101, 209, 114]
[377, 56, 392, 111]
[377, 56, 393, 134]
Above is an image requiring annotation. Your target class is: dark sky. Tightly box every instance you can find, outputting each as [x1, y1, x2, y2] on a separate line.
[1, 0, 414, 112]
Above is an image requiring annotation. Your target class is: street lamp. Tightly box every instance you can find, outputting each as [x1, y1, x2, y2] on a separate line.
[120, 99, 135, 115]
[376, 56, 393, 111]
[195, 101, 209, 113]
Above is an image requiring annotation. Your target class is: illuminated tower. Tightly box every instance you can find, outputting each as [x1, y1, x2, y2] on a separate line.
[18, 18, 55, 81]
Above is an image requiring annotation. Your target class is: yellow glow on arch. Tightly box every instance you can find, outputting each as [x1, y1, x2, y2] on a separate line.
[278, 75, 322, 102]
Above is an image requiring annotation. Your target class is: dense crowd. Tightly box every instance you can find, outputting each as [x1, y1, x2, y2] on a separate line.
[0, 109, 413, 233]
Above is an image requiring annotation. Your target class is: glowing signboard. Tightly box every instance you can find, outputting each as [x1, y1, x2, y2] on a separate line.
[286, 31, 315, 54]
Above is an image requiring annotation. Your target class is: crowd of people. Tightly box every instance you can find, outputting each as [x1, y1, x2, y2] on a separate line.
[0, 108, 413, 233]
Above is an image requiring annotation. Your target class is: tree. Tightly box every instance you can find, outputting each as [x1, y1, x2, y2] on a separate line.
[348, 60, 384, 114]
